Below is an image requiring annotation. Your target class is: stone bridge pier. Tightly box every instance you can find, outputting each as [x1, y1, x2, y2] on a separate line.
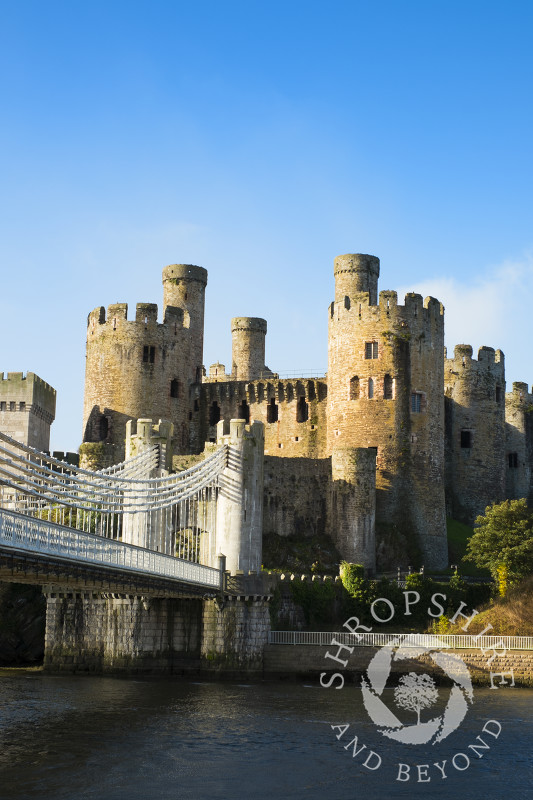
[43, 579, 272, 675]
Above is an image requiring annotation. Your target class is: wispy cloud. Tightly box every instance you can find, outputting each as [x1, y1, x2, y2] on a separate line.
[398, 253, 533, 387]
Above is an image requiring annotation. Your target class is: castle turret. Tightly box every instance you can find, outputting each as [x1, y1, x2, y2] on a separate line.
[327, 253, 447, 570]
[81, 264, 207, 468]
[231, 317, 269, 381]
[162, 264, 207, 386]
[330, 447, 376, 573]
[334, 253, 380, 306]
[444, 345, 506, 524]
[505, 381, 533, 504]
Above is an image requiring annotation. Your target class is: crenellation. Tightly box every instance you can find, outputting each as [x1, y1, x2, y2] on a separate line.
[511, 381, 530, 398]
[107, 302, 128, 321]
[87, 306, 106, 328]
[135, 303, 158, 323]
[379, 289, 398, 310]
[478, 345, 495, 364]
[453, 343, 473, 362]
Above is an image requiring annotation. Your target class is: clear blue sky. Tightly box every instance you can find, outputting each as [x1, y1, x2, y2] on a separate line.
[1, 1, 532, 452]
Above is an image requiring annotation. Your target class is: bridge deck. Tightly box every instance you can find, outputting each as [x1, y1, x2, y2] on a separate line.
[0, 508, 221, 598]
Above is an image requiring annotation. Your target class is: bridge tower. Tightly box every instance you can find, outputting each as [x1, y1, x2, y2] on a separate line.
[214, 418, 264, 573]
[81, 264, 207, 468]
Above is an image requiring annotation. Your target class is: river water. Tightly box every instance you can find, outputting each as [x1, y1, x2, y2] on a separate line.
[0, 672, 531, 800]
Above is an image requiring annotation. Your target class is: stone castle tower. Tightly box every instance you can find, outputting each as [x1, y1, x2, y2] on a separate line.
[505, 382, 533, 505]
[444, 345, 506, 522]
[0, 372, 56, 451]
[81, 264, 207, 467]
[327, 254, 447, 569]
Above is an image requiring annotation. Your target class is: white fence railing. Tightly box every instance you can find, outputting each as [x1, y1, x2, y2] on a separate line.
[268, 630, 533, 651]
[0, 508, 220, 589]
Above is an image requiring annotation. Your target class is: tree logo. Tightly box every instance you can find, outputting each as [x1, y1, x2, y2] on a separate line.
[361, 634, 474, 745]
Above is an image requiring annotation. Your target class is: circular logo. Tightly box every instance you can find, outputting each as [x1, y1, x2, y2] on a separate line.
[361, 634, 474, 745]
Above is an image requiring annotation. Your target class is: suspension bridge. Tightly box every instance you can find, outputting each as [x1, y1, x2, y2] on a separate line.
[0, 428, 230, 597]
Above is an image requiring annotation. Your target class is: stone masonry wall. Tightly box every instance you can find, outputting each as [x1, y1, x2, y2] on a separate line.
[43, 590, 271, 675]
[43, 591, 202, 673]
[263, 456, 331, 539]
[201, 597, 271, 673]
[263, 644, 533, 687]
[0, 372, 56, 451]
[201, 378, 328, 458]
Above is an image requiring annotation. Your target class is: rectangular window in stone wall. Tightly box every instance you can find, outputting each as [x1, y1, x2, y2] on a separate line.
[19, 402, 25, 411]
[461, 430, 472, 448]
[508, 452, 519, 468]
[9, 402, 15, 411]
[296, 396, 309, 423]
[0, 402, 5, 411]
[411, 392, 422, 412]
[143, 345, 155, 363]
[365, 341, 378, 359]
[267, 397, 278, 423]
[384, 374, 393, 399]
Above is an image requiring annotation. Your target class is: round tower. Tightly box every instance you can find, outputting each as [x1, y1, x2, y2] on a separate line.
[231, 317, 268, 381]
[444, 345, 506, 523]
[162, 264, 207, 385]
[327, 253, 447, 570]
[334, 253, 380, 306]
[330, 447, 377, 573]
[81, 264, 208, 467]
[504, 382, 532, 504]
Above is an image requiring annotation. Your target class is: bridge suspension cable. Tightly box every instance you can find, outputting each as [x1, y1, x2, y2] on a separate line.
[0, 431, 228, 564]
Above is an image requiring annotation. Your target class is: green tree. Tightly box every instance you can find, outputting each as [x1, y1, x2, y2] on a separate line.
[464, 499, 533, 589]
[339, 562, 367, 599]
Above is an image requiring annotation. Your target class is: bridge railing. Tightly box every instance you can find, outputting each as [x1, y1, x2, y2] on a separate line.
[268, 630, 533, 651]
[0, 507, 220, 589]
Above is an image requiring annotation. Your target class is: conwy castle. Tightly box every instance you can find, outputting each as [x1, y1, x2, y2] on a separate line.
[2, 253, 532, 573]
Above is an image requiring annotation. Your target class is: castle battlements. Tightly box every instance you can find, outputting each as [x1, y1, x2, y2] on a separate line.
[0, 371, 56, 414]
[87, 301, 186, 330]
[330, 289, 444, 329]
[445, 344, 505, 371]
[507, 381, 533, 402]
[0, 371, 56, 451]
[204, 377, 327, 405]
